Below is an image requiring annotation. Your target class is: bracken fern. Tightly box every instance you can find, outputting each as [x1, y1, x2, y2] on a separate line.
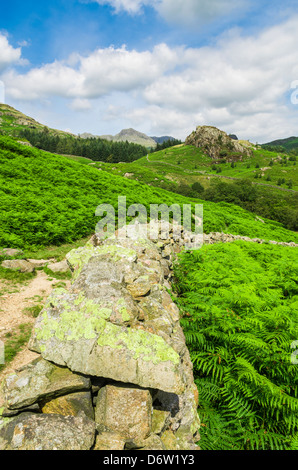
[174, 241, 298, 450]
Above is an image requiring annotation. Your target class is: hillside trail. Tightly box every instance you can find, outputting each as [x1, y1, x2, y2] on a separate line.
[146, 154, 298, 193]
[0, 270, 71, 384]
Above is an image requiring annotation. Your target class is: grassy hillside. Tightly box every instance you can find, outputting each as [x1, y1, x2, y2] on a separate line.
[92, 144, 298, 231]
[144, 145, 298, 190]
[1, 135, 298, 250]
[1, 133, 298, 451]
[0, 103, 75, 139]
[93, 143, 298, 190]
[262, 136, 298, 152]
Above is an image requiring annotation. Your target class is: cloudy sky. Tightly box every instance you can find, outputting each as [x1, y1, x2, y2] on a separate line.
[1, 0, 298, 143]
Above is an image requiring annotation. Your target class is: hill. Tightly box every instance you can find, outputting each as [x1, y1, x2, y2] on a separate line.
[1, 133, 298, 452]
[92, 139, 298, 231]
[0, 103, 76, 139]
[262, 136, 298, 152]
[0, 135, 297, 250]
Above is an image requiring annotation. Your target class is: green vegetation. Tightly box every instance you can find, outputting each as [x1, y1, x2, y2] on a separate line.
[201, 179, 298, 231]
[1, 121, 298, 452]
[22, 304, 44, 318]
[173, 242, 298, 450]
[97, 144, 298, 231]
[262, 137, 298, 153]
[0, 323, 32, 373]
[150, 138, 182, 152]
[18, 127, 148, 163]
[1, 135, 298, 250]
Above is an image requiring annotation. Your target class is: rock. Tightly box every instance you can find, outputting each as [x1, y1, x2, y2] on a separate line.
[0, 412, 96, 450]
[40, 391, 94, 420]
[126, 434, 166, 450]
[46, 260, 70, 273]
[95, 384, 152, 440]
[2, 357, 91, 411]
[22, 231, 201, 450]
[94, 431, 126, 450]
[29, 292, 184, 393]
[160, 430, 179, 450]
[27, 259, 55, 268]
[151, 409, 171, 434]
[185, 125, 253, 160]
[0, 248, 24, 258]
[1, 259, 35, 273]
[29, 242, 187, 395]
[127, 275, 151, 298]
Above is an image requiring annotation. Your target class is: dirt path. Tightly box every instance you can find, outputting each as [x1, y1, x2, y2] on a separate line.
[0, 270, 71, 383]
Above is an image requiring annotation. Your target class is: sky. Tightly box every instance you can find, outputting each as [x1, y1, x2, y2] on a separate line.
[1, 0, 298, 143]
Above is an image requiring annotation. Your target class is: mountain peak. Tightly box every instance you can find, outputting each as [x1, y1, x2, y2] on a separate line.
[100, 128, 157, 148]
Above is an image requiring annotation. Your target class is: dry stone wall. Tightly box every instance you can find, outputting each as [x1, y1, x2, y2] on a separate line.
[0, 224, 200, 451]
[3, 220, 294, 450]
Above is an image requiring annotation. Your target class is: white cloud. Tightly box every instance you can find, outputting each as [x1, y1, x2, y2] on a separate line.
[3, 62, 83, 100]
[138, 16, 298, 141]
[90, 0, 248, 25]
[0, 33, 22, 72]
[69, 98, 92, 111]
[3, 43, 178, 101]
[4, 16, 298, 142]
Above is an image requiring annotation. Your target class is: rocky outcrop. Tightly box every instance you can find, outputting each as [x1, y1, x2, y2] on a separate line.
[0, 226, 200, 451]
[185, 125, 253, 161]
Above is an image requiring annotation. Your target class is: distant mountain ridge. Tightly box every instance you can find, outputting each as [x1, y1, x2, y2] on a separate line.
[80, 128, 157, 148]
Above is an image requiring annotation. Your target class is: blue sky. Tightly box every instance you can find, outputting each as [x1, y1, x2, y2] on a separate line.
[1, 0, 298, 142]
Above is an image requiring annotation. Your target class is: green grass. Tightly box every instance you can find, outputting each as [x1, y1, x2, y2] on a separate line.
[93, 144, 298, 232]
[0, 323, 32, 373]
[0, 265, 36, 283]
[143, 145, 298, 190]
[22, 304, 43, 318]
[1, 135, 298, 252]
[23, 236, 92, 261]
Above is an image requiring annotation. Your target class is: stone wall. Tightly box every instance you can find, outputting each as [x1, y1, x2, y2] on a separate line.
[0, 225, 200, 451]
[2, 220, 295, 450]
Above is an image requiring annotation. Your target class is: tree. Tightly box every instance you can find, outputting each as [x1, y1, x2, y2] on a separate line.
[192, 182, 205, 194]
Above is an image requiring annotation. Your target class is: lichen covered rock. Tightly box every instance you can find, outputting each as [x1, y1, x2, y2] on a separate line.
[1, 228, 200, 451]
[0, 412, 96, 450]
[29, 238, 187, 395]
